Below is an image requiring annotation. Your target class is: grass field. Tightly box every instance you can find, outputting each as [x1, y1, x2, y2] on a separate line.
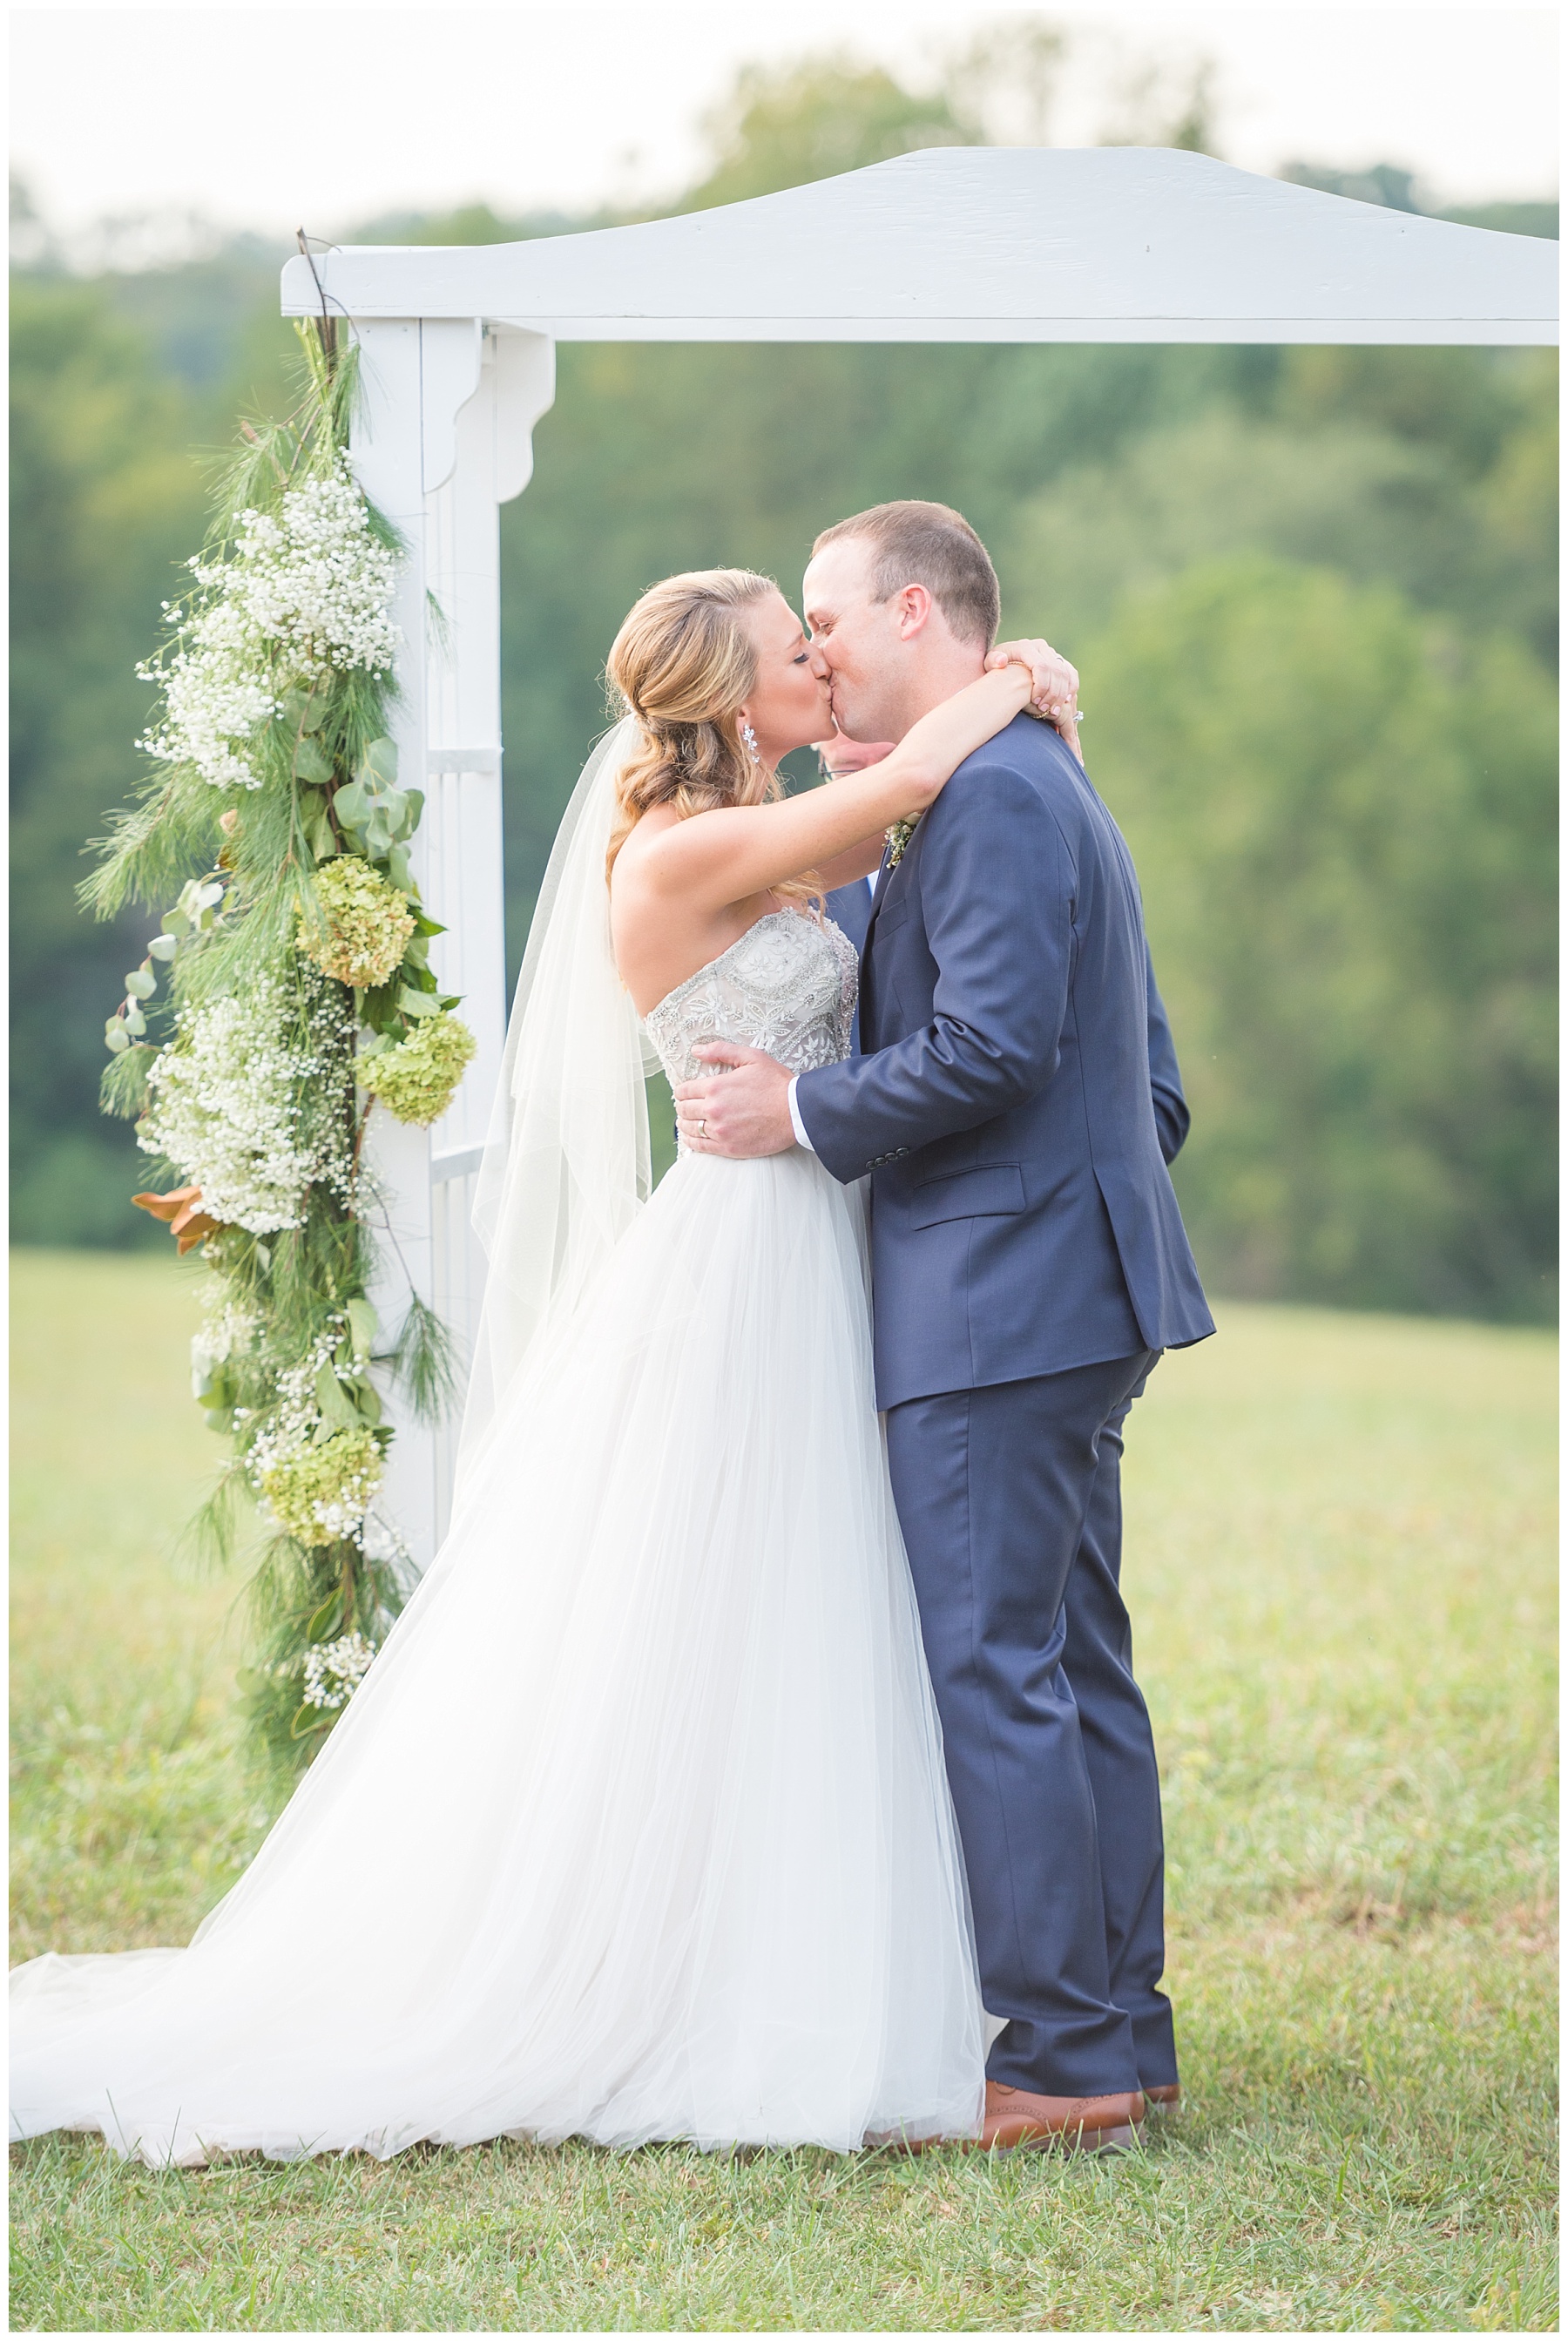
[9, 1248, 1558, 2331]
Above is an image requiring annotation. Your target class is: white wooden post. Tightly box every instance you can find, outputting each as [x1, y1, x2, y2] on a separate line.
[348, 320, 555, 1571]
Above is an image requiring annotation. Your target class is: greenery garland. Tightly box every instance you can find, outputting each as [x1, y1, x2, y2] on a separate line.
[86, 322, 473, 1778]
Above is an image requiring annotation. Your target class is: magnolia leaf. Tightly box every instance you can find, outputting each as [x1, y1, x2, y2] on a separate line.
[148, 934, 179, 961]
[125, 967, 157, 998]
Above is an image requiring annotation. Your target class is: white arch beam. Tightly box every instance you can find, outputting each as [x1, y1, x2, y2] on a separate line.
[283, 147, 1558, 348]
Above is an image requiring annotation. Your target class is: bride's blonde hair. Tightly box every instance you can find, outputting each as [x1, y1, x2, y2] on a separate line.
[605, 568, 820, 908]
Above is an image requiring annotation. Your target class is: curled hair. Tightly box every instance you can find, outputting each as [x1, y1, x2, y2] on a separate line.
[605, 568, 820, 909]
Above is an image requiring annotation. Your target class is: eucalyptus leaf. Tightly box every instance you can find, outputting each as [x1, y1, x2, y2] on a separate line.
[293, 735, 334, 786]
[386, 845, 415, 892]
[123, 1003, 146, 1037]
[358, 736, 399, 788]
[105, 1023, 129, 1054]
[333, 779, 368, 829]
[148, 934, 179, 961]
[161, 910, 190, 938]
[125, 967, 157, 998]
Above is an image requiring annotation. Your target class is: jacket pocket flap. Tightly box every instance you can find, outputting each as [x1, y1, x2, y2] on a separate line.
[910, 1163, 1026, 1228]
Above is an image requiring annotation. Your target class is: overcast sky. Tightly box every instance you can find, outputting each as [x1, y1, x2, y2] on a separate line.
[10, 2, 1558, 260]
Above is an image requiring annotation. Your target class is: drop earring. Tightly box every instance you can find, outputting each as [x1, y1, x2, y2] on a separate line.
[740, 718, 761, 765]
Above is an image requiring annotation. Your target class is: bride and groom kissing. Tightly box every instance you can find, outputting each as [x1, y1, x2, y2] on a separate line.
[11, 500, 1214, 2168]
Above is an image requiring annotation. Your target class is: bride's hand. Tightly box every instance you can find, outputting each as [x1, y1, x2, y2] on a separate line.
[988, 636, 1083, 763]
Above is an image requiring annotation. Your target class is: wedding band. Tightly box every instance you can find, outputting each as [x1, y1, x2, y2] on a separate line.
[699, 1119, 707, 1139]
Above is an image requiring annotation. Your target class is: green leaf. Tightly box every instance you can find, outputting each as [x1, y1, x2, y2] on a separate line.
[305, 1592, 344, 1643]
[148, 934, 179, 962]
[346, 1297, 379, 1360]
[160, 910, 190, 938]
[105, 1022, 129, 1054]
[358, 737, 399, 788]
[397, 986, 438, 1018]
[125, 967, 156, 998]
[293, 735, 334, 786]
[122, 1003, 146, 1037]
[333, 778, 368, 829]
[386, 845, 415, 892]
[314, 1360, 362, 1432]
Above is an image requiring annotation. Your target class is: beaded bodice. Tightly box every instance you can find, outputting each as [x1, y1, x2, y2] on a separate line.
[641, 910, 859, 1091]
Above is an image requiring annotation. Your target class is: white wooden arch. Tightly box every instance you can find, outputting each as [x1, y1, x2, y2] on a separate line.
[278, 145, 1558, 1567]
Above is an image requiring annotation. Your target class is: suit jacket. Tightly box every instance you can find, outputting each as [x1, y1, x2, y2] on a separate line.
[797, 714, 1214, 1411]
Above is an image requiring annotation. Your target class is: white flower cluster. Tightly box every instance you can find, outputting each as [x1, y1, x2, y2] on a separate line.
[139, 457, 400, 789]
[240, 1322, 342, 1487]
[190, 1280, 258, 1398]
[140, 967, 355, 1234]
[301, 1631, 375, 1711]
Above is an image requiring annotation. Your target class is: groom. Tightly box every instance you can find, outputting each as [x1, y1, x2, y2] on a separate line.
[674, 501, 1213, 2153]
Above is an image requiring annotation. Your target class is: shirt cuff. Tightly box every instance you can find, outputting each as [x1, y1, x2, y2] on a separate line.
[787, 1076, 815, 1153]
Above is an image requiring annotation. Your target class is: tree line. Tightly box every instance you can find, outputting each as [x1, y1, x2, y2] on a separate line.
[9, 53, 1558, 1320]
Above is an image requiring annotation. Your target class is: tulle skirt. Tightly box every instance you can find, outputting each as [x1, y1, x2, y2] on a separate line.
[10, 1148, 986, 2163]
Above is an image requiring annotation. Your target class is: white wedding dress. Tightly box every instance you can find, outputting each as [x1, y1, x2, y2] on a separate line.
[10, 725, 986, 2166]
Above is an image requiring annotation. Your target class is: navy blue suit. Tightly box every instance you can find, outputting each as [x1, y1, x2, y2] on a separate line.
[799, 714, 1213, 2099]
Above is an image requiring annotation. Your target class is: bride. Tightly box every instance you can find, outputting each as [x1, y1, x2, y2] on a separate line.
[10, 568, 1060, 2164]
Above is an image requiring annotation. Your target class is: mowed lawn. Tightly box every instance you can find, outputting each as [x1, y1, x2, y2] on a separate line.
[9, 1248, 1558, 2332]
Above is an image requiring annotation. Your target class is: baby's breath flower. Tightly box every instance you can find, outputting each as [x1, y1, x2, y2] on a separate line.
[301, 1631, 376, 1711]
[139, 965, 355, 1233]
[139, 455, 399, 789]
[298, 856, 416, 990]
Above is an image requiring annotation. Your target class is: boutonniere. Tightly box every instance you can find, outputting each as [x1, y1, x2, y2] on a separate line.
[885, 814, 921, 869]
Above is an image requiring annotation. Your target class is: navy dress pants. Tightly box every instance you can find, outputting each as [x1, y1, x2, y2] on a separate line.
[885, 1351, 1177, 2100]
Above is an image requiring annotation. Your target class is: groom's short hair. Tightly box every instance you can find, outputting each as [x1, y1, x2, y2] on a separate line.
[812, 501, 1000, 649]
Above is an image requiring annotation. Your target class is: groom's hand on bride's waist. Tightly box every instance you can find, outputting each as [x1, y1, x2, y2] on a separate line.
[674, 1045, 796, 1158]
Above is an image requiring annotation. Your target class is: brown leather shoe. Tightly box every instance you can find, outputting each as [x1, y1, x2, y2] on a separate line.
[1143, 2083, 1181, 2113]
[975, 2081, 1145, 2155]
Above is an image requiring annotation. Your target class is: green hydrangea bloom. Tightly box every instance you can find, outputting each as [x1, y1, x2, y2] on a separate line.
[298, 855, 415, 990]
[261, 1425, 382, 1548]
[359, 1012, 476, 1127]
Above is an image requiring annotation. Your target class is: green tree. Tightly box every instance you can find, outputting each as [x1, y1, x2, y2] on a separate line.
[10, 277, 209, 1240]
[1087, 558, 1556, 1319]
[685, 57, 970, 211]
